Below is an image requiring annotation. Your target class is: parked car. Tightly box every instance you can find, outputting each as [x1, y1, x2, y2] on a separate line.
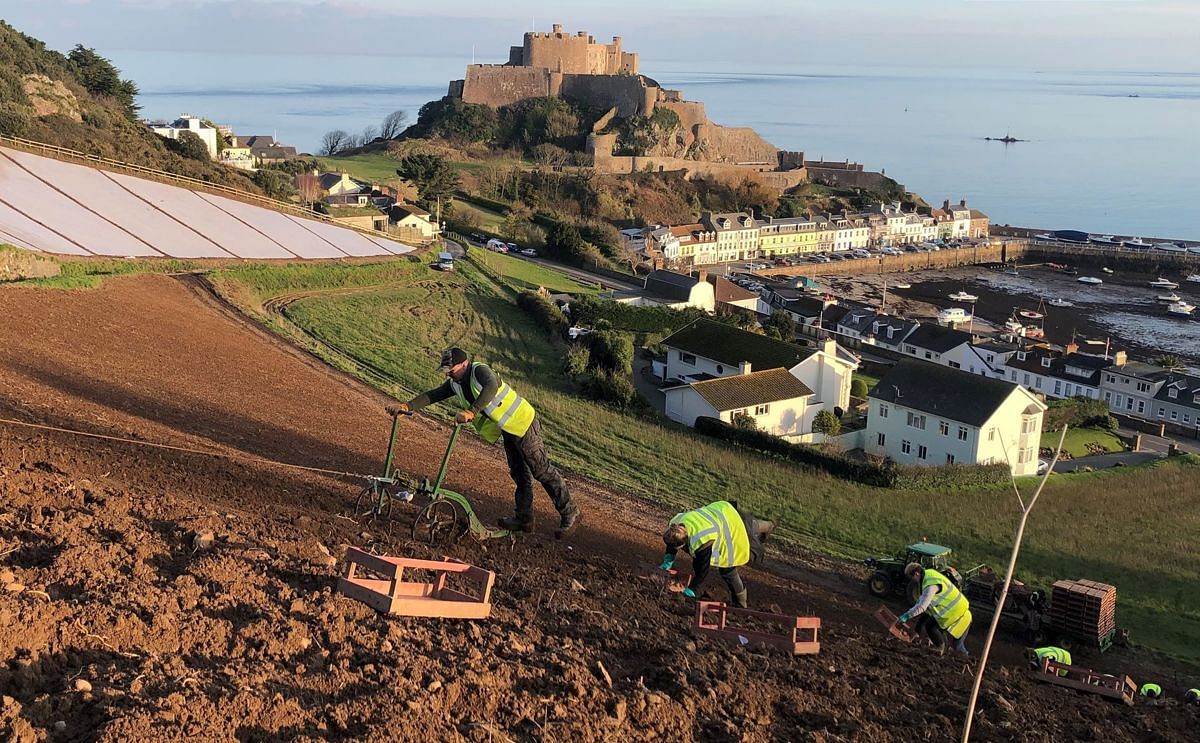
[520, 248, 538, 257]
[486, 239, 509, 253]
[469, 232, 487, 244]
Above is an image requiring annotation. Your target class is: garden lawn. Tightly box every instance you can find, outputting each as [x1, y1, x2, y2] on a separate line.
[212, 261, 1200, 664]
[1042, 426, 1125, 458]
[469, 250, 597, 294]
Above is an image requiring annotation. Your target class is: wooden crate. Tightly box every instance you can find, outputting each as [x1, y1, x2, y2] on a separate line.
[337, 548, 494, 619]
[694, 601, 820, 655]
[1031, 657, 1136, 706]
[874, 605, 919, 643]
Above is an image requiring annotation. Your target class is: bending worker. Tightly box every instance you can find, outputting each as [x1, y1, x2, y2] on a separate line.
[898, 562, 972, 656]
[660, 500, 774, 608]
[1028, 646, 1071, 676]
[386, 347, 580, 538]
[1186, 688, 1199, 706]
[1139, 683, 1162, 700]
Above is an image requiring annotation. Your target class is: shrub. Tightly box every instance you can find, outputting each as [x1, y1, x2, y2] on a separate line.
[812, 410, 841, 436]
[1045, 396, 1116, 431]
[851, 378, 869, 398]
[891, 463, 1012, 491]
[0, 102, 31, 137]
[584, 369, 635, 409]
[515, 290, 569, 337]
[731, 412, 758, 431]
[588, 329, 633, 375]
[563, 343, 590, 377]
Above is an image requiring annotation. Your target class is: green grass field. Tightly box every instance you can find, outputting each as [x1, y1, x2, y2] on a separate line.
[469, 249, 597, 294]
[210, 259, 1200, 664]
[1042, 427, 1126, 458]
[454, 201, 506, 233]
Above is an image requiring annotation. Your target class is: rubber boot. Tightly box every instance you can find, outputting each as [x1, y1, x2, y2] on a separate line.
[731, 589, 748, 609]
[554, 503, 580, 540]
[498, 512, 534, 533]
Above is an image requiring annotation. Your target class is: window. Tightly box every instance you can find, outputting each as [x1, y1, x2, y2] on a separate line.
[905, 345, 917, 354]
[1125, 397, 1134, 410]
[878, 404, 889, 418]
[1106, 374, 1116, 383]
[1041, 357, 1052, 368]
[946, 454, 956, 464]
[1137, 382, 1151, 393]
[988, 428, 996, 441]
[1137, 401, 1145, 414]
[754, 404, 770, 415]
[906, 411, 927, 430]
[877, 432, 886, 446]
[1170, 410, 1179, 421]
[1169, 388, 1178, 399]
[949, 361, 961, 369]
[901, 440, 912, 454]
[939, 421, 949, 436]
[917, 445, 928, 460]
[716, 365, 724, 374]
[1157, 407, 1166, 418]
[1018, 447, 1034, 464]
[1185, 414, 1192, 424]
[1035, 377, 1042, 389]
[1023, 374, 1030, 386]
[679, 352, 696, 365]
[1010, 370, 1018, 382]
[1022, 416, 1038, 434]
[1054, 380, 1062, 396]
[958, 426, 969, 441]
[924, 352, 933, 360]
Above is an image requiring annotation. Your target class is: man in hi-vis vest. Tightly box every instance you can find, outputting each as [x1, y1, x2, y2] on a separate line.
[898, 562, 972, 656]
[659, 500, 774, 608]
[387, 347, 580, 538]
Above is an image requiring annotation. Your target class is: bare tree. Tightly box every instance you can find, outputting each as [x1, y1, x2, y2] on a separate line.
[360, 125, 380, 146]
[295, 174, 324, 208]
[379, 110, 409, 139]
[320, 129, 351, 156]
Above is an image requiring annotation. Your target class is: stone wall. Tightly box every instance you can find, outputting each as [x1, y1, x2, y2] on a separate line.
[522, 26, 636, 75]
[559, 74, 652, 118]
[754, 241, 1020, 276]
[0, 246, 60, 281]
[806, 165, 895, 192]
[693, 124, 779, 165]
[461, 65, 553, 108]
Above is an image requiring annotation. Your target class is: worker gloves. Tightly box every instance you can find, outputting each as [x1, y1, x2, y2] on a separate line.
[658, 557, 675, 571]
[897, 612, 911, 624]
[385, 403, 411, 416]
[455, 410, 476, 424]
[682, 588, 696, 599]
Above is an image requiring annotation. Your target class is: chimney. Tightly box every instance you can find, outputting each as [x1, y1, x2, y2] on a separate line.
[738, 361, 752, 375]
[698, 270, 708, 284]
[823, 338, 838, 357]
[959, 198, 967, 207]
[1113, 350, 1127, 366]
[1065, 342, 1079, 355]
[552, 23, 562, 33]
[943, 199, 950, 210]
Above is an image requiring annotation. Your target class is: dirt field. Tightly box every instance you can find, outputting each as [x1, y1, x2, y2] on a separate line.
[1, 275, 1197, 741]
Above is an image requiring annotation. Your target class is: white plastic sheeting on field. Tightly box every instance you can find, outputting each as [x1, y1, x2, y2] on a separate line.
[0, 146, 414, 259]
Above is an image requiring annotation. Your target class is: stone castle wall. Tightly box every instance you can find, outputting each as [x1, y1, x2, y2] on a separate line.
[460, 65, 553, 108]
[522, 25, 637, 75]
[693, 124, 779, 165]
[559, 75, 653, 118]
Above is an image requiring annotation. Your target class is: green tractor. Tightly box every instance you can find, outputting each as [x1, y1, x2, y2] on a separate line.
[864, 541, 964, 604]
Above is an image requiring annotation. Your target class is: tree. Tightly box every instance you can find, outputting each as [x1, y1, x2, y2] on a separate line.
[171, 130, 210, 161]
[358, 125, 380, 147]
[251, 169, 294, 201]
[380, 109, 409, 139]
[67, 45, 139, 119]
[1157, 354, 1186, 372]
[395, 152, 460, 206]
[731, 411, 759, 431]
[762, 310, 796, 341]
[588, 330, 633, 375]
[812, 410, 841, 437]
[320, 129, 351, 156]
[851, 378, 869, 398]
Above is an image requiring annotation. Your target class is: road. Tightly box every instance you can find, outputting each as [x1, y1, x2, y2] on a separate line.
[1117, 426, 1200, 455]
[1051, 451, 1161, 473]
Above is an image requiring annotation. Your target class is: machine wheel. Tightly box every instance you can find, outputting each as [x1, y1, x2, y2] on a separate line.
[412, 500, 466, 545]
[868, 571, 892, 598]
[353, 484, 391, 522]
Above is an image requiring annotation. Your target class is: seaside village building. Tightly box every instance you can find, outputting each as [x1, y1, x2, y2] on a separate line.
[864, 362, 1046, 476]
[657, 318, 858, 441]
[147, 114, 219, 158]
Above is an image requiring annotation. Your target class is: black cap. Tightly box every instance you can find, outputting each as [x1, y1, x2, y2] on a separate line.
[437, 347, 469, 373]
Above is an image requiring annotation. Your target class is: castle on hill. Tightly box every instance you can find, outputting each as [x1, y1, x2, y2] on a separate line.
[447, 25, 838, 189]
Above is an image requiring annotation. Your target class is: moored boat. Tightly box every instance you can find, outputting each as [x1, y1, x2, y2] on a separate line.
[1149, 277, 1179, 289]
[937, 307, 971, 325]
[1157, 292, 1181, 302]
[1186, 274, 1200, 284]
[949, 291, 979, 302]
[1166, 301, 1196, 317]
[1077, 276, 1103, 285]
[1018, 309, 1044, 320]
[1124, 237, 1153, 250]
[1047, 298, 1073, 307]
[894, 282, 912, 289]
[1101, 267, 1114, 274]
[1091, 235, 1123, 247]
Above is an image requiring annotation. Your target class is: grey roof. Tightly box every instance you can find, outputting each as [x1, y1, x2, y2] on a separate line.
[661, 318, 815, 371]
[1107, 361, 1172, 381]
[867, 317, 920, 349]
[688, 368, 814, 411]
[701, 274, 757, 303]
[702, 212, 758, 232]
[1152, 373, 1200, 411]
[1006, 349, 1105, 386]
[645, 270, 698, 302]
[869, 361, 1028, 427]
[902, 324, 975, 354]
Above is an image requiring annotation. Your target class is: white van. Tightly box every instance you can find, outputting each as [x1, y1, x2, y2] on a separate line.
[486, 239, 509, 253]
[437, 251, 455, 271]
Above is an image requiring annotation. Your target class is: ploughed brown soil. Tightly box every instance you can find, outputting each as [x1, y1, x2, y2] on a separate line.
[1, 275, 1197, 742]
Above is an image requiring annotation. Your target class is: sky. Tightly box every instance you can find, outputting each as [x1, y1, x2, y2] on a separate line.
[4, 0, 1200, 72]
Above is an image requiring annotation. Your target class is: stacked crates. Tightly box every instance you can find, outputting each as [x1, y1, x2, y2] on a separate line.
[1050, 579, 1117, 647]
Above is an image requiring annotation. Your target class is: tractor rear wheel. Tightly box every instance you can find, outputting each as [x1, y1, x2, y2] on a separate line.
[868, 571, 892, 597]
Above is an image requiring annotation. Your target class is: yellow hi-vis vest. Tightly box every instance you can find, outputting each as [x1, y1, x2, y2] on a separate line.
[670, 501, 750, 568]
[1034, 646, 1071, 676]
[450, 363, 535, 444]
[922, 569, 971, 639]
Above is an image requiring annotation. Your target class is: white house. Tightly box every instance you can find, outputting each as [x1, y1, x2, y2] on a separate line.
[898, 324, 993, 376]
[612, 270, 716, 312]
[663, 368, 817, 438]
[999, 346, 1108, 400]
[148, 114, 219, 157]
[389, 203, 439, 242]
[660, 318, 858, 416]
[866, 362, 1047, 476]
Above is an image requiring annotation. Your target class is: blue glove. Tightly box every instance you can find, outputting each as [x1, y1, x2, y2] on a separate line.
[897, 612, 911, 624]
[658, 557, 675, 571]
[682, 588, 696, 599]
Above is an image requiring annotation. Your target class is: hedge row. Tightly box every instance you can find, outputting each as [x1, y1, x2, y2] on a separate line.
[515, 289, 569, 337]
[571, 294, 710, 334]
[695, 416, 1012, 489]
[1045, 396, 1117, 431]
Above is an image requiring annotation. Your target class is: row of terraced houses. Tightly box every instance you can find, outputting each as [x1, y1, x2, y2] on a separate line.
[633, 200, 988, 267]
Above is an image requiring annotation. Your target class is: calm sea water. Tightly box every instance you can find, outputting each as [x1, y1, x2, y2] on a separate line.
[112, 51, 1200, 240]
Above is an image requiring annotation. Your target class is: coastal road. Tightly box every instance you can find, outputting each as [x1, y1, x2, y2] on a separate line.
[1119, 426, 1200, 455]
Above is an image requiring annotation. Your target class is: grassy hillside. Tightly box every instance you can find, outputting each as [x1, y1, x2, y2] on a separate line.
[209, 257, 1200, 663]
[0, 21, 263, 193]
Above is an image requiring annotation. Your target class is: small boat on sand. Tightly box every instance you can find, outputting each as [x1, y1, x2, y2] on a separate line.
[1047, 298, 1073, 307]
[1157, 292, 1181, 302]
[1077, 276, 1103, 285]
[1018, 310, 1044, 320]
[1166, 301, 1195, 317]
[1150, 277, 1179, 289]
[949, 291, 979, 302]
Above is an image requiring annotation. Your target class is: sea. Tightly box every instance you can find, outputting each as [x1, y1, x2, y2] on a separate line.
[111, 51, 1200, 240]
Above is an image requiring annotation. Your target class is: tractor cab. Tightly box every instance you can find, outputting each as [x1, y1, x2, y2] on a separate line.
[865, 540, 962, 602]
